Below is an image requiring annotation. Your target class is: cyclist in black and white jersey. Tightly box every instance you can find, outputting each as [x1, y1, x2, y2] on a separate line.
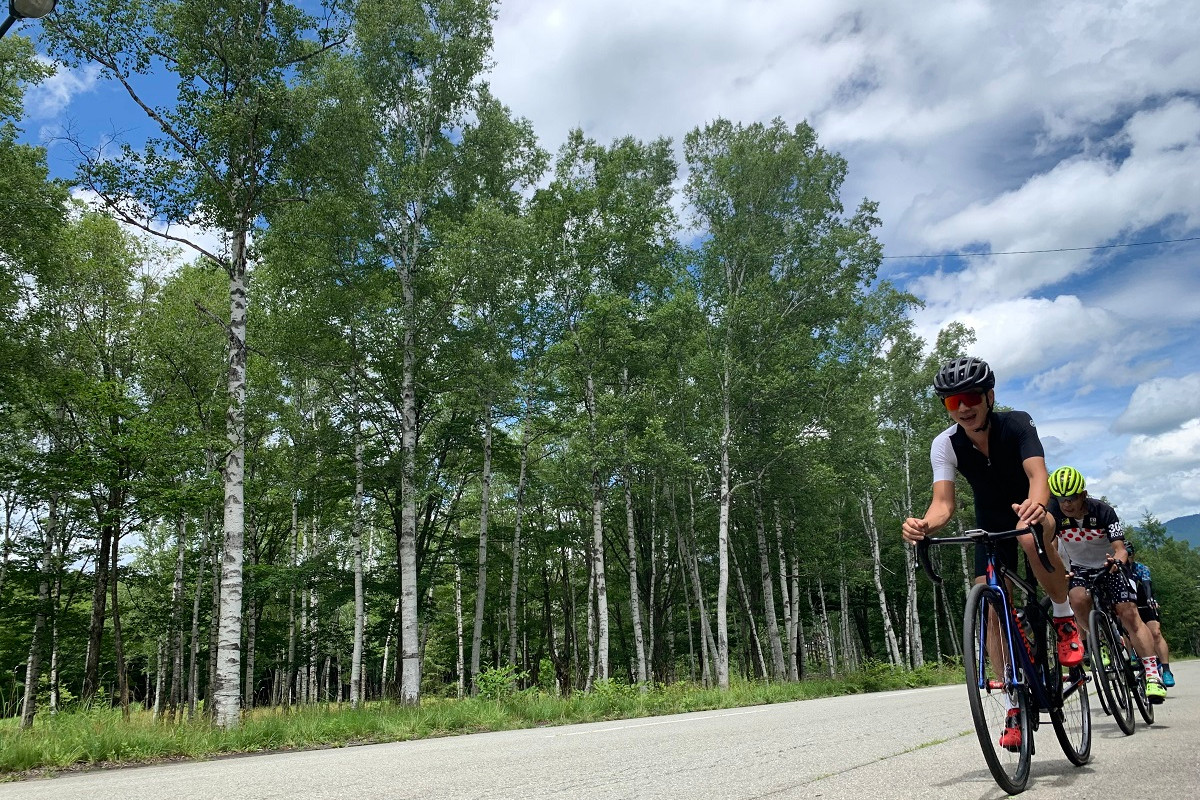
[903, 357, 1083, 750]
[1047, 466, 1166, 702]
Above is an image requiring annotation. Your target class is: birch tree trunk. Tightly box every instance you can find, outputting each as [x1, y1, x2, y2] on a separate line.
[591, 477, 609, 683]
[789, 553, 801, 678]
[212, 227, 248, 726]
[350, 417, 365, 708]
[169, 516, 186, 717]
[648, 478, 661, 676]
[956, 517, 973, 596]
[683, 481, 718, 685]
[187, 507, 210, 719]
[817, 577, 836, 678]
[861, 493, 902, 665]
[470, 402, 493, 693]
[716, 379, 732, 689]
[307, 518, 319, 704]
[623, 476, 648, 685]
[19, 488, 57, 729]
[900, 427, 924, 667]
[774, 503, 796, 680]
[399, 255, 421, 705]
[506, 425, 529, 666]
[754, 491, 786, 679]
[49, 586, 60, 716]
[455, 560, 465, 698]
[244, 590, 257, 708]
[285, 496, 298, 709]
[111, 530, 130, 720]
[937, 550, 961, 658]
[153, 637, 166, 719]
[585, 536, 597, 690]
[582, 368, 609, 684]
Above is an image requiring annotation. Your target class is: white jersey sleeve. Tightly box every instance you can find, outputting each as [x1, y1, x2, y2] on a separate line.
[930, 424, 958, 484]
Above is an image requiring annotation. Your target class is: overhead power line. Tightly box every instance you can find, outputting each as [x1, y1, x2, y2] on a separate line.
[881, 236, 1200, 259]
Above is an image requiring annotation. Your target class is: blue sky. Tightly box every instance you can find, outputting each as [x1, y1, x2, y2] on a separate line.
[16, 0, 1200, 522]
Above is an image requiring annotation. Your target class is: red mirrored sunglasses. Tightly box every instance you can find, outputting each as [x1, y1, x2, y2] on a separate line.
[942, 392, 986, 411]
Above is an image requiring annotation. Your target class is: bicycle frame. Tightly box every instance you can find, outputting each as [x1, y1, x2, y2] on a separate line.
[918, 526, 1063, 713]
[978, 555, 1057, 714]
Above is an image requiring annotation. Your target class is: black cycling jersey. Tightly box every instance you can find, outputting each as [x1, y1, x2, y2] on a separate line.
[931, 409, 1045, 532]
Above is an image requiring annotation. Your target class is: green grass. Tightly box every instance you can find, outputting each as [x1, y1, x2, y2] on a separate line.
[0, 660, 963, 779]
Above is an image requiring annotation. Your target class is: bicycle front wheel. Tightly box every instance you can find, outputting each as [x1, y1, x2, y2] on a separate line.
[1044, 601, 1091, 765]
[964, 583, 1031, 794]
[1089, 608, 1134, 735]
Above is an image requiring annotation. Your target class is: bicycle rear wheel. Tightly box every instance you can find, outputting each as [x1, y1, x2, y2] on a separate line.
[1127, 648, 1155, 725]
[1044, 601, 1091, 765]
[964, 583, 1031, 794]
[1089, 608, 1134, 735]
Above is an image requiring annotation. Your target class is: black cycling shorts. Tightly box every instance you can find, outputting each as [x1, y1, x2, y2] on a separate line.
[1069, 567, 1135, 606]
[1138, 604, 1160, 624]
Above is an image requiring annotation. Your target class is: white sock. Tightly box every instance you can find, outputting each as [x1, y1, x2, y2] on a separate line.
[1143, 655, 1160, 679]
[1051, 600, 1073, 618]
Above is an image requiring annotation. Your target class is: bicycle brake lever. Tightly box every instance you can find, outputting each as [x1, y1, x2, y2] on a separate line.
[916, 537, 942, 585]
[1028, 520, 1054, 574]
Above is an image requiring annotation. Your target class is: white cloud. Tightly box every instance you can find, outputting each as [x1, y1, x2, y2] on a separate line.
[913, 294, 1161, 389]
[1123, 418, 1200, 471]
[1114, 374, 1200, 434]
[908, 100, 1200, 305]
[1037, 416, 1112, 463]
[1100, 419, 1200, 521]
[1100, 466, 1200, 524]
[23, 59, 102, 120]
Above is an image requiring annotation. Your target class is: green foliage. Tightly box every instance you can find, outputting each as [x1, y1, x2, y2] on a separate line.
[536, 658, 556, 694]
[474, 664, 527, 701]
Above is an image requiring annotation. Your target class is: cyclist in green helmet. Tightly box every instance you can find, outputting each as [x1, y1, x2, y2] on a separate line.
[1047, 466, 1165, 702]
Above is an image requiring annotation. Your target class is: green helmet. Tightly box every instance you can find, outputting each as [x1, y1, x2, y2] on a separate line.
[1048, 466, 1086, 497]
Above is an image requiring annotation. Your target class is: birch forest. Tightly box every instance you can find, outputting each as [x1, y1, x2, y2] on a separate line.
[3, 1, 1196, 729]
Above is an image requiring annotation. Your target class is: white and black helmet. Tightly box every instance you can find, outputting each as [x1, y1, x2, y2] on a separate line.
[933, 356, 996, 397]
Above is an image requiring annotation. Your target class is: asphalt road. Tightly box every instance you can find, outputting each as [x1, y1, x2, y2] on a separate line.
[3, 661, 1197, 799]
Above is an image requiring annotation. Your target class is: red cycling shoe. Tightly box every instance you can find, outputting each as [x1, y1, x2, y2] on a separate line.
[1053, 616, 1084, 667]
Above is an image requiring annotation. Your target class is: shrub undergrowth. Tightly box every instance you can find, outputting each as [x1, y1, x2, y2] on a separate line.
[0, 661, 963, 778]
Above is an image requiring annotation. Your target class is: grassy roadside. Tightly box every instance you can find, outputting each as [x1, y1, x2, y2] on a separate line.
[0, 661, 962, 779]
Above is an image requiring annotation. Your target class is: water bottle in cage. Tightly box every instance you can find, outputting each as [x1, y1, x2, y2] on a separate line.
[1014, 608, 1034, 645]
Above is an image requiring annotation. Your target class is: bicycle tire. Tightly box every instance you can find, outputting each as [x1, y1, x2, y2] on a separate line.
[1089, 608, 1134, 735]
[1126, 647, 1155, 725]
[964, 583, 1031, 794]
[1043, 601, 1091, 765]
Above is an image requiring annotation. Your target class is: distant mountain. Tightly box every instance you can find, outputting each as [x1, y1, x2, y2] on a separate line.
[1164, 514, 1200, 548]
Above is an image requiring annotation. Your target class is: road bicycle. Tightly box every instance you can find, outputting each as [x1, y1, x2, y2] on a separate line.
[1081, 563, 1154, 733]
[917, 525, 1091, 795]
